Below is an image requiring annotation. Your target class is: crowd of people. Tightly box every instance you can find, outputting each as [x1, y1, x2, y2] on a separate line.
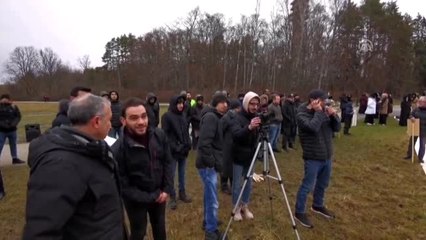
[0, 86, 423, 239]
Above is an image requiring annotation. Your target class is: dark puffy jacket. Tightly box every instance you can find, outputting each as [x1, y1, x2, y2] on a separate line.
[220, 109, 237, 177]
[23, 126, 125, 240]
[297, 102, 341, 161]
[0, 103, 21, 132]
[146, 92, 160, 127]
[111, 127, 173, 203]
[161, 96, 191, 159]
[196, 107, 224, 171]
[281, 100, 297, 133]
[110, 100, 122, 128]
[231, 110, 259, 167]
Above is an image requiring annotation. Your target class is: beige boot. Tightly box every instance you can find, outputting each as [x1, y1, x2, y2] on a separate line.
[233, 205, 243, 221]
[241, 204, 254, 219]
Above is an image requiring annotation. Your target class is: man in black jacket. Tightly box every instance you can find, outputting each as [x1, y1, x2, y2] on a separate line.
[0, 94, 24, 164]
[161, 95, 192, 210]
[294, 89, 341, 228]
[112, 98, 173, 240]
[109, 90, 122, 138]
[196, 93, 228, 240]
[281, 94, 298, 151]
[146, 92, 160, 128]
[23, 94, 125, 240]
[230, 91, 261, 221]
[190, 94, 205, 149]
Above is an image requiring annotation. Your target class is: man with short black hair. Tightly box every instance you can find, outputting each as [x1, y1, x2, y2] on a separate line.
[197, 93, 228, 240]
[23, 94, 125, 239]
[294, 89, 341, 228]
[112, 97, 173, 240]
[69, 86, 91, 100]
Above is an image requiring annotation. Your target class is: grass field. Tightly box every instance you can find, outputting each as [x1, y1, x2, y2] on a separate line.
[1, 102, 425, 240]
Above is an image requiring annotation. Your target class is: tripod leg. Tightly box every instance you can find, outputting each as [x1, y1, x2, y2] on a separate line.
[222, 142, 262, 240]
[267, 142, 301, 240]
[263, 140, 274, 221]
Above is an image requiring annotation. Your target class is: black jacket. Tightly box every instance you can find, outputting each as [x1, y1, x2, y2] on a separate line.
[23, 126, 125, 240]
[190, 104, 205, 130]
[111, 127, 173, 203]
[161, 96, 191, 159]
[51, 102, 71, 128]
[196, 107, 224, 171]
[146, 92, 160, 127]
[0, 103, 21, 132]
[297, 103, 341, 161]
[281, 100, 297, 134]
[110, 100, 122, 128]
[220, 109, 237, 177]
[231, 110, 259, 166]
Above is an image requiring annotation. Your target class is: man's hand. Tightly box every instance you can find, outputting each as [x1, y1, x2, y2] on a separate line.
[310, 99, 323, 112]
[156, 192, 169, 204]
[252, 173, 264, 182]
[248, 117, 261, 130]
[325, 106, 337, 116]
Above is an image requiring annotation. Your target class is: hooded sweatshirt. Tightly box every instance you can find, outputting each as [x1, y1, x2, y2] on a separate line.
[146, 92, 160, 127]
[23, 126, 124, 240]
[109, 91, 122, 128]
[231, 92, 260, 166]
[161, 96, 191, 159]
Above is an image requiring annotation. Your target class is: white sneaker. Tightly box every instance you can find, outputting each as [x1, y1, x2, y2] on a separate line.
[233, 206, 243, 221]
[241, 204, 254, 219]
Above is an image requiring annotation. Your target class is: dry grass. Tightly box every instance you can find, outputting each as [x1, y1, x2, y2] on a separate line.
[1, 103, 425, 239]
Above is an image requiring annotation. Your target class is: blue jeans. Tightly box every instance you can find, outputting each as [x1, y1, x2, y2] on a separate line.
[268, 123, 281, 150]
[198, 168, 219, 233]
[170, 157, 187, 198]
[0, 131, 18, 159]
[295, 159, 332, 213]
[232, 163, 252, 206]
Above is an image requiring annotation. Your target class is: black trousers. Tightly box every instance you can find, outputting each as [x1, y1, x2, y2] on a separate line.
[124, 200, 167, 240]
[379, 114, 388, 125]
[344, 114, 353, 134]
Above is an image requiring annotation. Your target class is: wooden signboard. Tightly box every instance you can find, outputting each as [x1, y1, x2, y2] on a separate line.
[407, 119, 420, 137]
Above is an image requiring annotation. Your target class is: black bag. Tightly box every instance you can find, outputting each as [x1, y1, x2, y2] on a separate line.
[25, 124, 41, 142]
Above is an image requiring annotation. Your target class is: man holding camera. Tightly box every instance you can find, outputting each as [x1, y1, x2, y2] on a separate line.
[294, 89, 341, 228]
[230, 91, 261, 221]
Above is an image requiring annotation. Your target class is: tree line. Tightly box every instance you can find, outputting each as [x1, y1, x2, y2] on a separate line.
[2, 0, 426, 101]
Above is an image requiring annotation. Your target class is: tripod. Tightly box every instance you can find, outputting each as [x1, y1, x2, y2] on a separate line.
[222, 126, 301, 240]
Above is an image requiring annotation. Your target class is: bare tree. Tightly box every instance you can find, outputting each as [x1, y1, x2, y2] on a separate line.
[78, 55, 91, 71]
[4, 46, 40, 81]
[39, 48, 62, 76]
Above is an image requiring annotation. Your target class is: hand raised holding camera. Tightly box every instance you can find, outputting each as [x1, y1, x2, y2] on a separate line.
[325, 106, 337, 116]
[311, 99, 323, 112]
[248, 117, 261, 130]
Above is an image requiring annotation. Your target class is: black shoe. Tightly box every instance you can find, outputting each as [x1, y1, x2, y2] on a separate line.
[311, 206, 335, 219]
[273, 148, 281, 153]
[403, 156, 411, 160]
[295, 213, 313, 228]
[169, 198, 177, 210]
[12, 158, 25, 164]
[179, 192, 192, 203]
[0, 191, 5, 200]
[205, 230, 228, 240]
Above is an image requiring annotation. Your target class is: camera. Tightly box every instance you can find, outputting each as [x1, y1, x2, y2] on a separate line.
[256, 111, 274, 125]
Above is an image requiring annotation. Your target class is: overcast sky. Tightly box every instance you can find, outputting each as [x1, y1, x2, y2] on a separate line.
[1, 0, 424, 73]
